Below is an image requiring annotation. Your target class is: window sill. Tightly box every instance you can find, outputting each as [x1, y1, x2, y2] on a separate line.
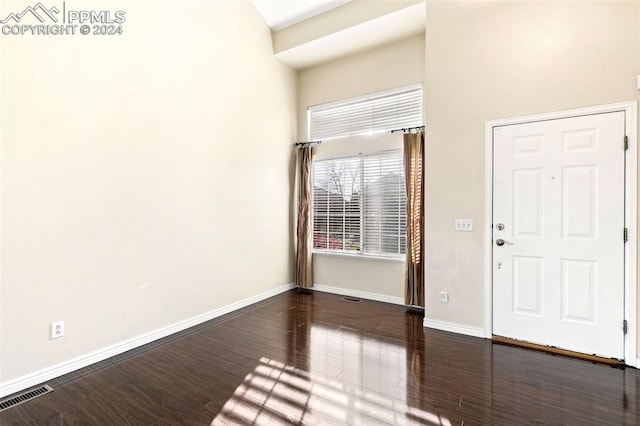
[312, 250, 406, 263]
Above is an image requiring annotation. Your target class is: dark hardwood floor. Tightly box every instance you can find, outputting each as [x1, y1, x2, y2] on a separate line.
[1, 289, 638, 425]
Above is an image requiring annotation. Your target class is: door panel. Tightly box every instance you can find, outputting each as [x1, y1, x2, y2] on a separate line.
[562, 165, 597, 239]
[561, 259, 596, 323]
[512, 256, 543, 315]
[513, 169, 544, 237]
[493, 112, 625, 359]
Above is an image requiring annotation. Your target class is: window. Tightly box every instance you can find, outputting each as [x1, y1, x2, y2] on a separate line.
[308, 84, 422, 140]
[313, 151, 406, 258]
[308, 84, 421, 259]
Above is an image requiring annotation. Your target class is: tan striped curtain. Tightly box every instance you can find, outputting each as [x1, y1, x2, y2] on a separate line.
[403, 131, 425, 307]
[296, 146, 314, 288]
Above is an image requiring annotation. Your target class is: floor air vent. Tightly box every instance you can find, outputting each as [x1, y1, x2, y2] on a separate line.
[341, 296, 362, 303]
[0, 385, 53, 412]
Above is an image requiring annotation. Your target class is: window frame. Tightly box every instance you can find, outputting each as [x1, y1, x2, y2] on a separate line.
[312, 150, 407, 261]
[307, 84, 423, 141]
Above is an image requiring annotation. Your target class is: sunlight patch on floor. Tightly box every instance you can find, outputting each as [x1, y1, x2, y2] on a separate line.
[211, 325, 451, 425]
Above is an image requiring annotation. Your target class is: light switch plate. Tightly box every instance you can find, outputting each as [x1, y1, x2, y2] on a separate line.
[454, 219, 473, 232]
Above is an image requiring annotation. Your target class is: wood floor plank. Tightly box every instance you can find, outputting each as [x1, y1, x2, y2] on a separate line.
[0, 289, 638, 425]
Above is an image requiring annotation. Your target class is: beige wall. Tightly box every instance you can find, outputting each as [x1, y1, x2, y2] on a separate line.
[0, 0, 296, 383]
[424, 1, 640, 332]
[298, 34, 425, 299]
[274, 0, 422, 53]
[298, 33, 425, 138]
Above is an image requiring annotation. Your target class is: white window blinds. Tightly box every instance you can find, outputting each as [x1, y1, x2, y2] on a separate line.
[308, 85, 422, 140]
[313, 151, 406, 257]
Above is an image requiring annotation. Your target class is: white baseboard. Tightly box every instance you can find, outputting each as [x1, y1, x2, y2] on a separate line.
[312, 284, 404, 305]
[0, 283, 295, 399]
[423, 318, 486, 339]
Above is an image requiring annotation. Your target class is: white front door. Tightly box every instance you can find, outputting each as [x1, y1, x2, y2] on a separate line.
[493, 111, 626, 359]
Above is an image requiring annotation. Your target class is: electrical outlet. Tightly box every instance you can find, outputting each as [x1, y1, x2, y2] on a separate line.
[454, 219, 473, 232]
[277, 266, 283, 276]
[440, 291, 449, 303]
[50, 321, 64, 339]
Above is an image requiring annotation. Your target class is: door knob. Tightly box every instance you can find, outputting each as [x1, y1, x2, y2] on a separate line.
[496, 238, 514, 246]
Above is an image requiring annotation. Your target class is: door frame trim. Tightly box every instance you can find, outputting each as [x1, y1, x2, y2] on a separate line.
[483, 101, 638, 366]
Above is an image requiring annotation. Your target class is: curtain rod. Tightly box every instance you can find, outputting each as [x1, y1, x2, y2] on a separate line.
[391, 125, 425, 134]
[294, 140, 322, 147]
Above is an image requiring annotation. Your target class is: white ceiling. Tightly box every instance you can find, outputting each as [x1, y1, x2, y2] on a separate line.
[250, 0, 426, 69]
[251, 0, 352, 31]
